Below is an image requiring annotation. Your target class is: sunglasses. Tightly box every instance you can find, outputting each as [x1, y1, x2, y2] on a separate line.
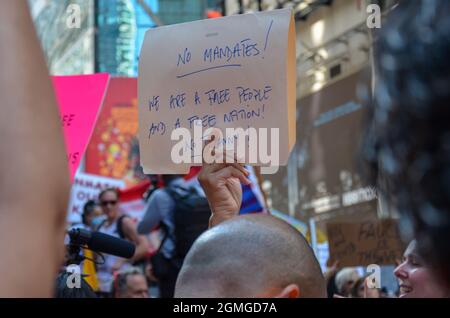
[101, 200, 117, 206]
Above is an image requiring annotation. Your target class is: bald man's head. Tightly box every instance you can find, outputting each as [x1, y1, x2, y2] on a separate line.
[175, 214, 326, 298]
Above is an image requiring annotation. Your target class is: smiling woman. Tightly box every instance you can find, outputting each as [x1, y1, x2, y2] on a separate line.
[361, 0, 450, 289]
[393, 241, 450, 298]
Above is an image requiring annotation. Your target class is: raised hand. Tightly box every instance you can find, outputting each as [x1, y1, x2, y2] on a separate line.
[198, 162, 251, 227]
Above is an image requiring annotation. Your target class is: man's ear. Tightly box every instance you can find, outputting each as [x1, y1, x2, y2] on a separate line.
[276, 284, 300, 298]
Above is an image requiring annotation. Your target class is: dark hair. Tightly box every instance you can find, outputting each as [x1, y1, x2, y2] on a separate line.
[98, 187, 120, 201]
[55, 271, 97, 298]
[111, 267, 145, 298]
[361, 0, 450, 285]
[82, 200, 97, 225]
[326, 273, 339, 298]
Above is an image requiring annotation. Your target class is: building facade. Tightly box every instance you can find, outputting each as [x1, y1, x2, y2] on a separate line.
[30, 0, 95, 75]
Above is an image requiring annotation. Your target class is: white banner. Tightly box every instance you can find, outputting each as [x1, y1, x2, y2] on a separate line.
[67, 172, 124, 224]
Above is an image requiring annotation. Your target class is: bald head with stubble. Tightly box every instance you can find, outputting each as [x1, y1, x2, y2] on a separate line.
[175, 214, 326, 298]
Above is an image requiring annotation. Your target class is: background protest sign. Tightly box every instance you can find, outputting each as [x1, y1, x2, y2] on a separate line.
[326, 219, 406, 267]
[53, 74, 110, 181]
[67, 172, 124, 224]
[85, 78, 146, 186]
[117, 180, 151, 222]
[138, 8, 296, 174]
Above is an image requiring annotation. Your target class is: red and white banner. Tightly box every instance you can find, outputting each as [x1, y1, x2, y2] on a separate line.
[118, 180, 151, 222]
[67, 172, 124, 224]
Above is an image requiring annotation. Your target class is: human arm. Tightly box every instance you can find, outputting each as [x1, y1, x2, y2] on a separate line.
[0, 1, 70, 297]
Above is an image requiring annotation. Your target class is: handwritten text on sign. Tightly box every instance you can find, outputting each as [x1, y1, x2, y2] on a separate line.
[146, 85, 272, 137]
[138, 9, 296, 174]
[326, 219, 406, 267]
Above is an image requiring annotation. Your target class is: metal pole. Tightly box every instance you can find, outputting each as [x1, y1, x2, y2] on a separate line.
[136, 0, 164, 26]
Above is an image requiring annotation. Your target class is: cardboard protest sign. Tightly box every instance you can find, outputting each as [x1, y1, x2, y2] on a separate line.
[138, 8, 296, 174]
[53, 74, 110, 181]
[326, 219, 406, 267]
[67, 172, 124, 224]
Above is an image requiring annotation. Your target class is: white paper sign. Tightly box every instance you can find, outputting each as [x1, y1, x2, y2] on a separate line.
[138, 8, 296, 174]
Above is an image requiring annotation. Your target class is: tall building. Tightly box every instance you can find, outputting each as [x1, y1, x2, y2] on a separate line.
[133, 0, 159, 75]
[30, 0, 95, 75]
[95, 0, 214, 76]
[96, 0, 137, 76]
[158, 0, 207, 25]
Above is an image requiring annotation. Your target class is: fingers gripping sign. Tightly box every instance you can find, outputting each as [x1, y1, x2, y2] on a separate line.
[199, 130, 252, 227]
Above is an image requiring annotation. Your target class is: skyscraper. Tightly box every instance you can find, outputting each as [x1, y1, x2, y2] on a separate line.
[30, 0, 95, 75]
[96, 0, 137, 76]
